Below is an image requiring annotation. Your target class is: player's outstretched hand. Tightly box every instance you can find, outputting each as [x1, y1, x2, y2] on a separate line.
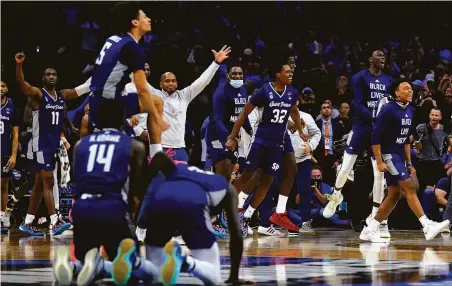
[15, 52, 25, 64]
[212, 45, 232, 64]
[408, 166, 416, 175]
[225, 278, 256, 285]
[376, 161, 389, 172]
[225, 136, 237, 151]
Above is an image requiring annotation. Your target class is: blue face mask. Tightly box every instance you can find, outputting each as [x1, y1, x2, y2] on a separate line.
[230, 80, 243, 88]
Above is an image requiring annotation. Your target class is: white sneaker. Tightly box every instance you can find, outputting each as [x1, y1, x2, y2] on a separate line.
[53, 246, 74, 286]
[135, 227, 146, 242]
[359, 226, 389, 243]
[323, 191, 343, 219]
[379, 221, 391, 238]
[3, 209, 12, 227]
[424, 220, 450, 241]
[441, 223, 451, 233]
[299, 220, 314, 234]
[248, 226, 254, 235]
[258, 226, 282, 236]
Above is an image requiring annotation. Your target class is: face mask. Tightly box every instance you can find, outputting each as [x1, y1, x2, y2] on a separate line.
[230, 79, 243, 88]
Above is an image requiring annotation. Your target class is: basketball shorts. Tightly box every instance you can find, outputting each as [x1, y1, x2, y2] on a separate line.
[382, 153, 410, 187]
[71, 196, 137, 261]
[283, 132, 294, 153]
[1, 155, 11, 178]
[345, 130, 371, 155]
[207, 139, 238, 165]
[35, 150, 57, 172]
[245, 142, 283, 177]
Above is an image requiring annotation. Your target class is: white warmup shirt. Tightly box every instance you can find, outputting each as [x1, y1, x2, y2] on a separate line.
[125, 61, 220, 148]
[288, 111, 321, 163]
[239, 108, 260, 159]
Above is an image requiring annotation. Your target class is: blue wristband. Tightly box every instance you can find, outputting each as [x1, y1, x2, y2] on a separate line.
[406, 162, 413, 167]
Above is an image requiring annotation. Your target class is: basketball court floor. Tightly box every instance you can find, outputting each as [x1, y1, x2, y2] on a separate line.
[2, 228, 452, 285]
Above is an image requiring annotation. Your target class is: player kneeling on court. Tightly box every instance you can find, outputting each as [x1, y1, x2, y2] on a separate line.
[53, 100, 158, 286]
[144, 152, 251, 286]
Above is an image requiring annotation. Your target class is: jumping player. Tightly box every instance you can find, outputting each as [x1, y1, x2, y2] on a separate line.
[323, 51, 392, 233]
[1, 81, 19, 234]
[53, 100, 158, 286]
[360, 79, 450, 242]
[144, 152, 248, 286]
[15, 52, 90, 236]
[225, 60, 304, 233]
[89, 2, 167, 154]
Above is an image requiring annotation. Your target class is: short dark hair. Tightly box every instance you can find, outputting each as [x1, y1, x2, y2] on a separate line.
[312, 164, 323, 173]
[389, 78, 412, 98]
[97, 99, 125, 129]
[0, 80, 7, 86]
[268, 58, 289, 78]
[109, 2, 141, 34]
[430, 107, 441, 114]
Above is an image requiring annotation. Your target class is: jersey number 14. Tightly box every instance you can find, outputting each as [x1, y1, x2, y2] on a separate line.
[87, 144, 115, 172]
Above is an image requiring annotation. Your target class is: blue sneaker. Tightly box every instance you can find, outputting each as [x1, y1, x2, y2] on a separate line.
[212, 221, 229, 239]
[19, 223, 44, 236]
[161, 240, 184, 286]
[1, 222, 8, 234]
[112, 238, 136, 285]
[50, 219, 72, 236]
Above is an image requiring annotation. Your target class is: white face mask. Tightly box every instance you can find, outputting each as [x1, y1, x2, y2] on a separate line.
[230, 79, 243, 88]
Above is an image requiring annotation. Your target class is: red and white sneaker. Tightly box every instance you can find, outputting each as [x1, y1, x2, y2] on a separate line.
[269, 212, 299, 232]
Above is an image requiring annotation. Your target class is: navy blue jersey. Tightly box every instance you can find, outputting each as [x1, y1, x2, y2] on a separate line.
[149, 164, 229, 208]
[90, 34, 145, 100]
[249, 83, 298, 147]
[207, 82, 248, 141]
[371, 102, 415, 157]
[1, 98, 20, 156]
[32, 89, 64, 153]
[352, 70, 392, 132]
[74, 129, 132, 199]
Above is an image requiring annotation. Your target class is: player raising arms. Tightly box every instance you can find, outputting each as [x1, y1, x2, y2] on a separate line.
[360, 79, 450, 243]
[226, 59, 304, 234]
[89, 2, 167, 154]
[1, 81, 19, 234]
[15, 53, 90, 236]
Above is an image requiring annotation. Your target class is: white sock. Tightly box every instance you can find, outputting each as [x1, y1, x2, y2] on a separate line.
[238, 192, 249, 209]
[244, 206, 255, 219]
[149, 144, 163, 157]
[419, 215, 429, 228]
[276, 195, 288, 214]
[369, 219, 381, 230]
[25, 214, 35, 225]
[50, 214, 58, 225]
[189, 243, 222, 285]
[186, 255, 195, 270]
[334, 152, 358, 191]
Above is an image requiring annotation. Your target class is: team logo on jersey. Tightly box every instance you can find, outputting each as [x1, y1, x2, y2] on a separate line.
[375, 79, 380, 83]
[238, 93, 242, 97]
[289, 97, 292, 101]
[405, 114, 408, 118]
[272, 163, 280, 171]
[269, 92, 273, 99]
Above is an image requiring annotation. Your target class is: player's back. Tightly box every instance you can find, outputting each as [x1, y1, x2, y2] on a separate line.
[32, 89, 64, 153]
[252, 83, 297, 147]
[90, 34, 143, 100]
[74, 128, 132, 199]
[1, 98, 17, 155]
[149, 165, 229, 209]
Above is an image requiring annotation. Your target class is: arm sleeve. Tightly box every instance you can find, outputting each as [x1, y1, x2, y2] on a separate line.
[371, 105, 388, 145]
[121, 42, 145, 72]
[352, 74, 373, 122]
[181, 61, 220, 103]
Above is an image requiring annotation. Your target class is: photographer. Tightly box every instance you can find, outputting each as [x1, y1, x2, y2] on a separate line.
[288, 166, 350, 230]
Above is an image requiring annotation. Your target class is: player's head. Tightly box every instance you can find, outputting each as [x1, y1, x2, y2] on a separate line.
[269, 59, 293, 85]
[228, 65, 244, 88]
[0, 81, 8, 98]
[369, 50, 386, 70]
[160, 72, 177, 95]
[148, 152, 176, 178]
[391, 79, 413, 103]
[42, 68, 58, 88]
[429, 107, 442, 125]
[97, 100, 125, 130]
[109, 2, 151, 35]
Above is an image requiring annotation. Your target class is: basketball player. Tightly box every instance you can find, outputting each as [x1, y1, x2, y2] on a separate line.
[15, 52, 91, 236]
[360, 79, 450, 242]
[89, 2, 167, 156]
[53, 100, 158, 286]
[225, 60, 304, 233]
[1, 81, 19, 234]
[144, 152, 248, 286]
[323, 51, 392, 233]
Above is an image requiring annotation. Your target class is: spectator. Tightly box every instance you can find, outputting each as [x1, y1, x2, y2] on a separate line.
[422, 177, 450, 221]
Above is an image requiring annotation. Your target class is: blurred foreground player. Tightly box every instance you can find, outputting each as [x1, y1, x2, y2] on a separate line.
[144, 153, 251, 286]
[360, 79, 450, 243]
[89, 2, 167, 151]
[1, 81, 19, 234]
[53, 100, 158, 286]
